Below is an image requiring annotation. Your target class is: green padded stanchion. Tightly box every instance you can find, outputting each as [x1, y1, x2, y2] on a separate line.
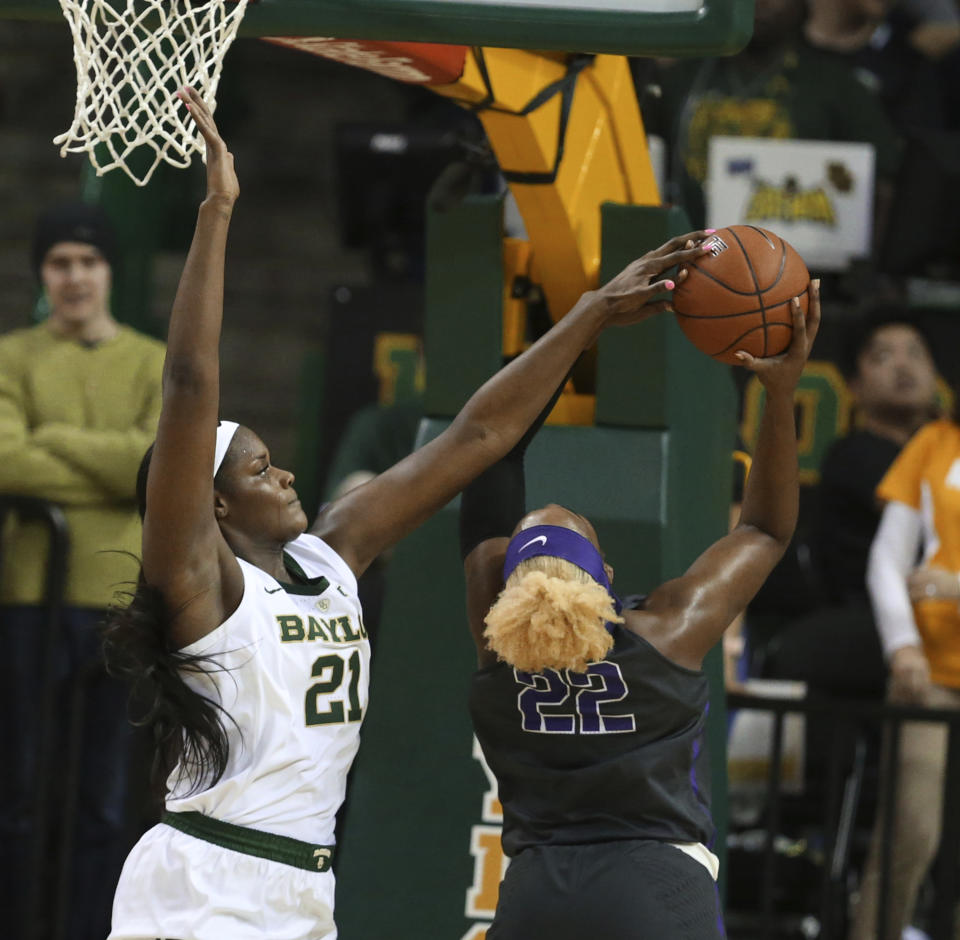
[335, 200, 736, 938]
[597, 203, 737, 894]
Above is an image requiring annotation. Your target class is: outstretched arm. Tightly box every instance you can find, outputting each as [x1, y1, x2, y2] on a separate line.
[460, 379, 569, 666]
[141, 88, 243, 648]
[314, 234, 712, 577]
[638, 281, 821, 670]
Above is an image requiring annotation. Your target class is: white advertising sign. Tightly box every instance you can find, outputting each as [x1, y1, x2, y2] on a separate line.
[706, 136, 875, 271]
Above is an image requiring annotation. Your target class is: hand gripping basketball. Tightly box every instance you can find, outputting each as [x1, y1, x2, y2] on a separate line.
[177, 86, 239, 204]
[594, 232, 714, 328]
[734, 279, 821, 394]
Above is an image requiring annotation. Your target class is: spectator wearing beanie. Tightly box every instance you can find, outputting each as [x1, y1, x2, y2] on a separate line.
[0, 202, 164, 940]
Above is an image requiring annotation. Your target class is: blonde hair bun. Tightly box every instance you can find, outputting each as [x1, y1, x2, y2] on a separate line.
[484, 559, 623, 674]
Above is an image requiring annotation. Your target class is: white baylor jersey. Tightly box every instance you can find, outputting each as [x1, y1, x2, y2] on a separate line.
[166, 532, 370, 846]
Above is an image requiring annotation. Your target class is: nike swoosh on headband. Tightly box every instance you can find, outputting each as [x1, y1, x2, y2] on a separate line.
[519, 535, 548, 552]
[503, 523, 623, 621]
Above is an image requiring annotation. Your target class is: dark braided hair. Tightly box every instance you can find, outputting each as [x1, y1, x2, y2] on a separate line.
[101, 444, 237, 795]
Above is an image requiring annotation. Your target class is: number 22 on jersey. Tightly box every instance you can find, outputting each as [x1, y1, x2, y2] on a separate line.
[514, 661, 636, 734]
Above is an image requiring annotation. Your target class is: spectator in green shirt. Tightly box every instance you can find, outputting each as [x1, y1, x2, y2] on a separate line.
[0, 203, 164, 940]
[643, 0, 901, 232]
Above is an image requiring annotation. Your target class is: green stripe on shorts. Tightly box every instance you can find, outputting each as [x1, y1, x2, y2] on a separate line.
[162, 811, 334, 873]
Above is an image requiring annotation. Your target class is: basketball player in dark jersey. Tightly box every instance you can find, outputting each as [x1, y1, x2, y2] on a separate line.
[459, 282, 820, 939]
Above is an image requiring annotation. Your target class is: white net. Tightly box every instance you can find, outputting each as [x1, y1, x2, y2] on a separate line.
[55, 0, 250, 186]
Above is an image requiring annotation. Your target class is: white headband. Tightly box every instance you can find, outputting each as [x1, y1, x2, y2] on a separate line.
[214, 420, 240, 478]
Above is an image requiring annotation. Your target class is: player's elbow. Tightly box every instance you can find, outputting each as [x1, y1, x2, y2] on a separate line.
[736, 522, 792, 561]
[162, 357, 217, 397]
[448, 412, 506, 464]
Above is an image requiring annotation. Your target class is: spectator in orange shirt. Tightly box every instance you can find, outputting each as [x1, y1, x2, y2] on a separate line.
[849, 412, 960, 939]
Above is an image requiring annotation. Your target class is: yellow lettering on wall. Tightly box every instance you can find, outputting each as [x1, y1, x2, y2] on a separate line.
[373, 332, 425, 405]
[460, 926, 489, 940]
[744, 183, 836, 226]
[464, 736, 505, 936]
[740, 360, 851, 485]
[465, 826, 508, 919]
[472, 736, 503, 822]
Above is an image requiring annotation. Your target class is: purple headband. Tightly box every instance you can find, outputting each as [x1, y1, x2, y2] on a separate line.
[503, 524, 622, 615]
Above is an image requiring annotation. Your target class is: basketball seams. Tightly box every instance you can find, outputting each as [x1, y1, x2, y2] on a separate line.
[758, 241, 788, 293]
[744, 225, 777, 250]
[675, 230, 788, 295]
[693, 288, 808, 360]
[726, 227, 769, 356]
[710, 321, 794, 359]
[677, 262, 764, 297]
[675, 288, 808, 321]
[745, 226, 789, 293]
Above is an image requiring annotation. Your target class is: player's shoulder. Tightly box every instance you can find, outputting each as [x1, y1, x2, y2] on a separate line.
[880, 420, 954, 494]
[0, 322, 50, 354]
[907, 418, 957, 452]
[0, 325, 60, 381]
[285, 532, 358, 595]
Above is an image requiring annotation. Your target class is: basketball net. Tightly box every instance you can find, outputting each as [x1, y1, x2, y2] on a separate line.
[55, 0, 250, 186]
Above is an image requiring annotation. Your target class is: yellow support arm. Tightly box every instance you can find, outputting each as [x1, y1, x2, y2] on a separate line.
[431, 49, 661, 334]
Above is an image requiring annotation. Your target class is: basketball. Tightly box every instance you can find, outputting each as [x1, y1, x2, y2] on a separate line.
[672, 225, 810, 365]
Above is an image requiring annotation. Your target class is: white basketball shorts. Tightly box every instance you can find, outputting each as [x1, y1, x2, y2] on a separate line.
[108, 822, 337, 940]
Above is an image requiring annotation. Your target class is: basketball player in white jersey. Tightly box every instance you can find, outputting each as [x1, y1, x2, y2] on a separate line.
[103, 87, 713, 940]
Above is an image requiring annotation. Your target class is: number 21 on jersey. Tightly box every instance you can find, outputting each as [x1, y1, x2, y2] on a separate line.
[305, 651, 364, 725]
[514, 661, 635, 734]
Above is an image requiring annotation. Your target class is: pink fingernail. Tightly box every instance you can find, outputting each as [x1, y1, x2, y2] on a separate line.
[705, 229, 716, 234]
[665, 280, 675, 290]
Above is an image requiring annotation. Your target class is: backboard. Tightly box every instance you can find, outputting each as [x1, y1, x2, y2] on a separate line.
[0, 0, 755, 57]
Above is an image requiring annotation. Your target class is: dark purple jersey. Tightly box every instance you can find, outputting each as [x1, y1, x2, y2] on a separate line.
[469, 624, 714, 857]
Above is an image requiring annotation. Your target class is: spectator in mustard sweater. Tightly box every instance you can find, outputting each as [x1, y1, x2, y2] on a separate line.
[0, 203, 164, 940]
